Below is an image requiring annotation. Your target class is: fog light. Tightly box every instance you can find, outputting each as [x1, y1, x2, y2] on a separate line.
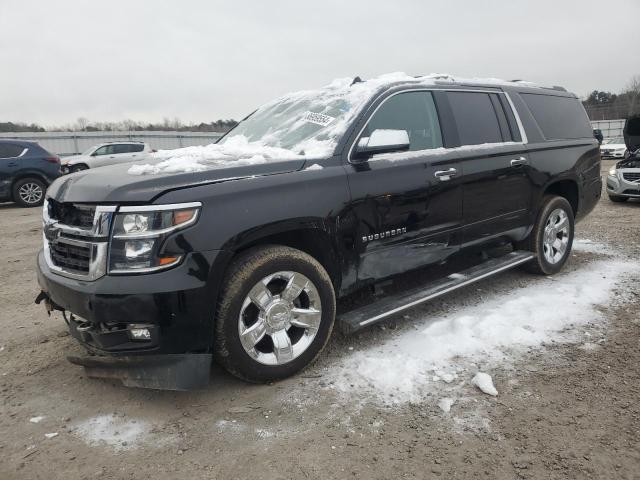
[128, 327, 151, 340]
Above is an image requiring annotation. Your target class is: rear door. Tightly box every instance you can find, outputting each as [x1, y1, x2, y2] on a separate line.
[445, 90, 532, 246]
[0, 143, 26, 198]
[345, 90, 464, 282]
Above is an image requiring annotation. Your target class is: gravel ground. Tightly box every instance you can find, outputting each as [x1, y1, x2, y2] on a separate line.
[1, 159, 639, 480]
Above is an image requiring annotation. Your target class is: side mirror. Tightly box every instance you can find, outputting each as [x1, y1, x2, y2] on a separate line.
[593, 129, 603, 145]
[353, 129, 410, 160]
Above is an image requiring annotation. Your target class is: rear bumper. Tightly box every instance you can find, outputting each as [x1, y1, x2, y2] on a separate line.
[36, 248, 227, 355]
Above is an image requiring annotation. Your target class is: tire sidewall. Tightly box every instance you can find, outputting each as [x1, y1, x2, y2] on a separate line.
[12, 177, 46, 208]
[217, 248, 335, 382]
[534, 197, 575, 275]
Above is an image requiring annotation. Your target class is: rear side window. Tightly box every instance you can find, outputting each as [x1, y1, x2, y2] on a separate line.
[130, 144, 144, 153]
[447, 92, 504, 146]
[520, 93, 592, 140]
[113, 144, 131, 154]
[363, 91, 443, 151]
[0, 143, 25, 158]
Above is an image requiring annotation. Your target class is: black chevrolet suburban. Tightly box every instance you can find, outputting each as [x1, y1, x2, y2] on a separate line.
[36, 73, 601, 389]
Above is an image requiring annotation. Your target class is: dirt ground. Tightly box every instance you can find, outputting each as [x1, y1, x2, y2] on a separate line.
[1, 159, 639, 480]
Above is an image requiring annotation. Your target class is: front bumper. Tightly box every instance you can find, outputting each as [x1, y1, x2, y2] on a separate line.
[606, 172, 640, 198]
[36, 248, 224, 355]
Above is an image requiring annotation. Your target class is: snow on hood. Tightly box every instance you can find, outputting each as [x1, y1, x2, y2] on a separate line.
[127, 72, 546, 176]
[128, 135, 304, 175]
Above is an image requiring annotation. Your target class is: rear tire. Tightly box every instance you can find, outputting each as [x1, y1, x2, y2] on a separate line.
[12, 177, 46, 207]
[214, 245, 336, 383]
[608, 194, 628, 203]
[517, 195, 574, 275]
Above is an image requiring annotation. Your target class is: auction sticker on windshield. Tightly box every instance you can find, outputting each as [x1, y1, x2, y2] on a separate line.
[302, 111, 335, 127]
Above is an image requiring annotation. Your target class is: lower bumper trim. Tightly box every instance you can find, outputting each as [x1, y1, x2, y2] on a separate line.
[67, 353, 212, 391]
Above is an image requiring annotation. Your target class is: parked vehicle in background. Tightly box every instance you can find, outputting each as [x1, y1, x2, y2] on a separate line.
[607, 115, 640, 202]
[61, 142, 154, 173]
[35, 73, 601, 389]
[600, 136, 628, 159]
[0, 140, 61, 207]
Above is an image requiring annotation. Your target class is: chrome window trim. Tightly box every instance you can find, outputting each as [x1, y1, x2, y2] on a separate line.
[347, 88, 528, 163]
[503, 91, 529, 144]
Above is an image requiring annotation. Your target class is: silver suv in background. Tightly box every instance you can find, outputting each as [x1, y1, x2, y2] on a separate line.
[606, 115, 640, 202]
[61, 142, 154, 173]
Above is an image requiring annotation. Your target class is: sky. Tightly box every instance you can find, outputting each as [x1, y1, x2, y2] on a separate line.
[1, 0, 638, 127]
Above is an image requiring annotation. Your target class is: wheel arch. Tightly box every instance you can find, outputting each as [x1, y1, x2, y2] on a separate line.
[542, 178, 579, 218]
[221, 220, 343, 293]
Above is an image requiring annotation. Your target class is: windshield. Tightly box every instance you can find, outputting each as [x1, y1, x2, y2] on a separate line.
[219, 83, 370, 157]
[82, 145, 98, 155]
[603, 137, 624, 145]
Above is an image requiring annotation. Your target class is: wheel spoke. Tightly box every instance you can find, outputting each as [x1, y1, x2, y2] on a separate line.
[270, 329, 293, 363]
[290, 307, 321, 330]
[555, 216, 568, 232]
[248, 281, 272, 310]
[281, 272, 308, 302]
[240, 318, 267, 350]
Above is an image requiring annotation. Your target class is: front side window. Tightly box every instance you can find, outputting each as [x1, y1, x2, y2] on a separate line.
[361, 91, 443, 152]
[94, 145, 115, 156]
[447, 92, 504, 146]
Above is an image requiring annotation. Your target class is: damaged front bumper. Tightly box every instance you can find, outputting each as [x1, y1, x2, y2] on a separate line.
[35, 249, 222, 390]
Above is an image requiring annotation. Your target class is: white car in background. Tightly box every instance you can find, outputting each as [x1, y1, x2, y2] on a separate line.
[600, 137, 628, 159]
[61, 142, 154, 173]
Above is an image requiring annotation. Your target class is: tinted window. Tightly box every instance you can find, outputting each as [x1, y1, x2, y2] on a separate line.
[113, 144, 131, 154]
[130, 144, 144, 152]
[520, 93, 592, 140]
[0, 143, 25, 158]
[363, 91, 443, 151]
[447, 92, 503, 146]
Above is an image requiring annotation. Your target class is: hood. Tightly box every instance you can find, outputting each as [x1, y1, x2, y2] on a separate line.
[623, 115, 640, 152]
[46, 157, 307, 203]
[601, 143, 626, 150]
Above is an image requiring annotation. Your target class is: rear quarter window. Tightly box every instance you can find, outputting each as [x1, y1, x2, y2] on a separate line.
[0, 144, 25, 158]
[520, 93, 592, 140]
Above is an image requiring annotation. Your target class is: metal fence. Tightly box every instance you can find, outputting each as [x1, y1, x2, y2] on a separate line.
[0, 131, 224, 157]
[590, 119, 625, 140]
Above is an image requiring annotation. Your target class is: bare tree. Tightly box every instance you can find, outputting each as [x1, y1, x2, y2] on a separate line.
[625, 75, 640, 116]
[75, 117, 89, 131]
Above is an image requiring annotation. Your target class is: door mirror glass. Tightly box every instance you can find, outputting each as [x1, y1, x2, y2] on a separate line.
[354, 129, 410, 159]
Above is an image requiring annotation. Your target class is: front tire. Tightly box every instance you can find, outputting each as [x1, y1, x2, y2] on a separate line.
[518, 195, 574, 275]
[215, 245, 336, 383]
[608, 194, 628, 203]
[12, 177, 46, 207]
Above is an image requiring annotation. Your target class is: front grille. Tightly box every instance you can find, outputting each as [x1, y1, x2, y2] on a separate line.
[622, 172, 640, 182]
[49, 239, 91, 273]
[48, 200, 95, 229]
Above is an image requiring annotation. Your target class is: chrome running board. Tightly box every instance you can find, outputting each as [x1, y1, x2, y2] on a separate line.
[338, 251, 535, 334]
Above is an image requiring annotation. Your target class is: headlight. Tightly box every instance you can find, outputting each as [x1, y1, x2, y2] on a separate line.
[609, 166, 617, 176]
[109, 202, 201, 274]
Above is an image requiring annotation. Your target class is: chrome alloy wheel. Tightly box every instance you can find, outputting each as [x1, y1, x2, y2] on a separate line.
[18, 182, 43, 205]
[542, 208, 570, 264]
[238, 271, 322, 366]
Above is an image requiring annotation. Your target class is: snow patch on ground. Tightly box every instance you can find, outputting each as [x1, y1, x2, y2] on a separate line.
[328, 256, 637, 405]
[471, 372, 498, 396]
[29, 416, 45, 423]
[573, 238, 615, 255]
[72, 415, 153, 451]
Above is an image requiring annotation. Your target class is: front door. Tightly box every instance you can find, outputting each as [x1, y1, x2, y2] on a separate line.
[345, 90, 464, 282]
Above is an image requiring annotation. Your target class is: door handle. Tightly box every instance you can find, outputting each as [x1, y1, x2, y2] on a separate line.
[434, 168, 458, 181]
[8, 162, 17, 167]
[510, 156, 528, 167]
